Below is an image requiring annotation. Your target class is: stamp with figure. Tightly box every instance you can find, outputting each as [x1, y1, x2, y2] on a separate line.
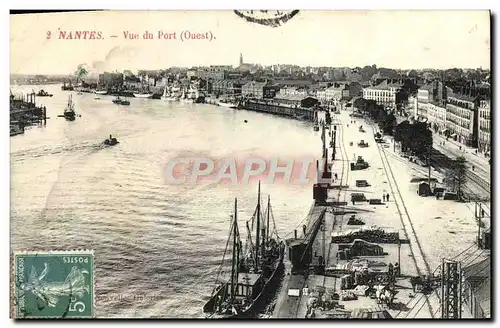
[12, 250, 94, 319]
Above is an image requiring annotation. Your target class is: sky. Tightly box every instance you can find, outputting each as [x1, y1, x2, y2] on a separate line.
[10, 10, 491, 75]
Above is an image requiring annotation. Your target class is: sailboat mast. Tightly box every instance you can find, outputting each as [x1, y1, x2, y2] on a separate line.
[266, 195, 270, 244]
[230, 198, 239, 301]
[255, 182, 261, 271]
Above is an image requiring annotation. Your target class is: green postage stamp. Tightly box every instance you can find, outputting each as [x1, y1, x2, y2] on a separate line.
[12, 250, 94, 318]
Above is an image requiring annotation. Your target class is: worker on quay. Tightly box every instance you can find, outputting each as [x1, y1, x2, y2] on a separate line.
[382, 194, 386, 202]
[394, 262, 400, 277]
[386, 194, 390, 202]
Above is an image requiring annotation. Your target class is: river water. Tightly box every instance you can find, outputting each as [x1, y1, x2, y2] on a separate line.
[10, 84, 322, 318]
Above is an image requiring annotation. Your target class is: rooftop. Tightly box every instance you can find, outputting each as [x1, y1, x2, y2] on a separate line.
[365, 80, 404, 90]
[242, 81, 268, 88]
[275, 95, 318, 102]
[448, 93, 477, 103]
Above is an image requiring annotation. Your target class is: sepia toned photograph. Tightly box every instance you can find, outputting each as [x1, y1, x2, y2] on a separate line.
[9, 10, 491, 319]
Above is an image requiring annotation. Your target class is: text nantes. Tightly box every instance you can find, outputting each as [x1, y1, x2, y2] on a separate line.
[58, 30, 103, 40]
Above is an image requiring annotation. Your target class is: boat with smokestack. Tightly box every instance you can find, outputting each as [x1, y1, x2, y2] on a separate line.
[63, 95, 76, 121]
[203, 182, 285, 318]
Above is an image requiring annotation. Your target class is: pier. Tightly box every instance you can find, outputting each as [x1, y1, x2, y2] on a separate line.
[240, 99, 316, 122]
[271, 110, 446, 319]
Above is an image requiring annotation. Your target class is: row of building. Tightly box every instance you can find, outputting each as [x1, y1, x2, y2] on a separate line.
[362, 79, 491, 154]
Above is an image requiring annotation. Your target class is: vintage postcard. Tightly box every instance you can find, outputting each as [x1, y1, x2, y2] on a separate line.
[10, 10, 491, 319]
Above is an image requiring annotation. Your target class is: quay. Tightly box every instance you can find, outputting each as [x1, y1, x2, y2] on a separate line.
[239, 97, 317, 122]
[271, 110, 443, 319]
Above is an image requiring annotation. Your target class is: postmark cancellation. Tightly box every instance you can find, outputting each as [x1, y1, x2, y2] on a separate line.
[11, 250, 95, 319]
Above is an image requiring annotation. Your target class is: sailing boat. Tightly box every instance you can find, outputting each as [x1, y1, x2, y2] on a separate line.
[161, 86, 177, 101]
[203, 182, 285, 318]
[181, 88, 194, 104]
[64, 95, 76, 121]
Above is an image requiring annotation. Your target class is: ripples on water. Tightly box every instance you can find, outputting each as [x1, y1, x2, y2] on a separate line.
[10, 85, 322, 318]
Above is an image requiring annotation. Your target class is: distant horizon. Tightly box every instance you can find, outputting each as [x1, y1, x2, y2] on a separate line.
[10, 64, 490, 78]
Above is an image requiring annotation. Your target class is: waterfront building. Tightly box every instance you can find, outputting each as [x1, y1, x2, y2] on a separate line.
[427, 103, 448, 134]
[362, 80, 404, 108]
[212, 80, 231, 96]
[242, 81, 268, 99]
[273, 95, 319, 108]
[445, 93, 479, 147]
[416, 83, 432, 118]
[212, 79, 247, 96]
[197, 68, 228, 80]
[277, 87, 308, 98]
[321, 83, 348, 103]
[414, 80, 450, 129]
[477, 100, 491, 154]
[263, 84, 279, 99]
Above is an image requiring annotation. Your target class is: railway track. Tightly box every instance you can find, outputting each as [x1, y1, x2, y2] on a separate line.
[370, 125, 435, 318]
[321, 115, 350, 292]
[428, 148, 490, 202]
[465, 170, 491, 193]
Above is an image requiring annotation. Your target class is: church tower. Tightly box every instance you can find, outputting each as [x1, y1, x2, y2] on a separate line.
[239, 53, 243, 66]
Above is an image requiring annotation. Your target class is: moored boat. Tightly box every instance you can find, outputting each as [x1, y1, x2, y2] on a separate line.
[120, 99, 130, 105]
[112, 96, 122, 104]
[133, 92, 153, 98]
[64, 95, 76, 121]
[61, 82, 74, 91]
[203, 182, 285, 318]
[10, 123, 24, 136]
[35, 89, 53, 97]
[217, 99, 238, 108]
[95, 89, 108, 95]
[161, 86, 177, 101]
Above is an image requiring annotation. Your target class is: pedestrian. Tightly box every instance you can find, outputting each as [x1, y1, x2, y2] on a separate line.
[386, 194, 390, 201]
[481, 209, 485, 217]
[394, 262, 400, 277]
[388, 263, 394, 277]
[382, 194, 386, 202]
